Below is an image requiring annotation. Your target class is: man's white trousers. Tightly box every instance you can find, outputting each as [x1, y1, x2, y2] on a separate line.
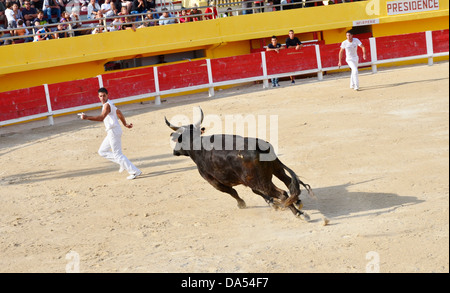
[347, 58, 359, 89]
[98, 127, 140, 175]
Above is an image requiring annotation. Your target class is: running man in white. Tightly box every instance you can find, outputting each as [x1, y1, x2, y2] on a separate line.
[81, 87, 142, 180]
[338, 30, 366, 91]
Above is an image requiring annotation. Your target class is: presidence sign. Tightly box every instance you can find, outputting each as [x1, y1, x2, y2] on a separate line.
[387, 0, 440, 15]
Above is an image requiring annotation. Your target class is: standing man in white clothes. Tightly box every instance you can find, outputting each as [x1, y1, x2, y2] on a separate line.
[81, 88, 142, 180]
[338, 30, 366, 91]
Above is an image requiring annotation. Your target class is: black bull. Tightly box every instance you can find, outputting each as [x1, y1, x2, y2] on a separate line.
[165, 108, 314, 219]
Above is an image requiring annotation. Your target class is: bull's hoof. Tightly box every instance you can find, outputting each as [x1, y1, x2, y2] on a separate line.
[237, 201, 247, 209]
[297, 212, 310, 221]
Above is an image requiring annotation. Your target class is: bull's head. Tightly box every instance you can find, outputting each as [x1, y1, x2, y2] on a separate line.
[165, 107, 205, 156]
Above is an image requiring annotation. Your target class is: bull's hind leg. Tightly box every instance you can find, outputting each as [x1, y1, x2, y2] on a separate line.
[273, 167, 304, 212]
[251, 188, 282, 209]
[200, 172, 246, 209]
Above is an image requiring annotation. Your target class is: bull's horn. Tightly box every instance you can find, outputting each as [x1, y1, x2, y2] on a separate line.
[194, 107, 204, 129]
[165, 116, 180, 131]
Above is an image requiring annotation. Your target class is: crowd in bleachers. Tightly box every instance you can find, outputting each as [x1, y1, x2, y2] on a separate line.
[0, 0, 365, 45]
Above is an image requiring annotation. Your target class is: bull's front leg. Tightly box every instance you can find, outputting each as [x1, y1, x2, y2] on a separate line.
[199, 172, 246, 209]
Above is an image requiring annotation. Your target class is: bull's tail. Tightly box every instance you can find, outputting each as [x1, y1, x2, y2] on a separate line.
[279, 160, 315, 207]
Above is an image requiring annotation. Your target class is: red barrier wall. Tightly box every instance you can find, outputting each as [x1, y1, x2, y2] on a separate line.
[266, 46, 317, 75]
[0, 86, 47, 121]
[432, 29, 449, 54]
[158, 60, 209, 91]
[376, 32, 427, 60]
[102, 67, 156, 99]
[210, 53, 263, 82]
[48, 77, 100, 111]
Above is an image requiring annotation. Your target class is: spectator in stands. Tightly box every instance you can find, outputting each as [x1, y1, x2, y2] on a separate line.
[121, 15, 135, 31]
[87, 0, 100, 19]
[91, 10, 105, 33]
[266, 35, 284, 87]
[15, 18, 33, 42]
[33, 20, 50, 40]
[5, 2, 16, 33]
[120, 0, 132, 13]
[204, 1, 217, 20]
[142, 10, 157, 26]
[33, 9, 47, 25]
[146, 0, 155, 12]
[220, 7, 232, 17]
[30, 0, 43, 9]
[53, 22, 67, 38]
[21, 0, 37, 26]
[285, 29, 303, 84]
[101, 0, 115, 17]
[117, 5, 127, 22]
[12, 1, 23, 22]
[130, 0, 147, 15]
[254, 0, 264, 13]
[69, 10, 83, 35]
[158, 7, 174, 25]
[0, 0, 7, 28]
[42, 0, 61, 23]
[242, 0, 253, 15]
[188, 4, 202, 21]
[178, 8, 189, 23]
[273, 0, 281, 11]
[59, 10, 69, 28]
[0, 28, 14, 45]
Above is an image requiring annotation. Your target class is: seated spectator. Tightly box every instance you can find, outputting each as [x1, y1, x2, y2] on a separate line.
[242, 0, 253, 15]
[178, 8, 189, 23]
[121, 15, 135, 31]
[158, 7, 174, 25]
[141, 10, 157, 26]
[220, 7, 233, 17]
[120, 0, 132, 13]
[59, 10, 69, 28]
[87, 0, 101, 19]
[204, 1, 217, 20]
[15, 19, 33, 42]
[33, 20, 51, 41]
[30, 0, 43, 9]
[117, 5, 127, 22]
[33, 9, 47, 25]
[91, 10, 105, 33]
[22, 1, 37, 27]
[69, 10, 83, 35]
[0, 0, 6, 29]
[12, 2, 23, 22]
[53, 22, 67, 38]
[108, 17, 121, 31]
[101, 0, 115, 17]
[42, 0, 61, 23]
[130, 0, 147, 15]
[189, 4, 202, 21]
[0, 29, 14, 45]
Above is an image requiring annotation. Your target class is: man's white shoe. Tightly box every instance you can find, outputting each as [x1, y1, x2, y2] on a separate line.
[119, 166, 124, 173]
[127, 171, 142, 180]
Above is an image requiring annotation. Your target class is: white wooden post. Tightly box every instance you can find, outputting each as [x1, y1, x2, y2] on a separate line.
[369, 37, 378, 73]
[261, 51, 269, 89]
[97, 74, 104, 88]
[315, 44, 323, 81]
[206, 59, 215, 97]
[153, 66, 161, 105]
[43, 84, 54, 126]
[425, 30, 434, 66]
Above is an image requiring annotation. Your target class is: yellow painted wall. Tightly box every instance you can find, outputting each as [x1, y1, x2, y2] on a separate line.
[0, 1, 448, 93]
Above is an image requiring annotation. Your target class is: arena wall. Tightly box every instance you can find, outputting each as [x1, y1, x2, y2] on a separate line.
[1, 29, 448, 127]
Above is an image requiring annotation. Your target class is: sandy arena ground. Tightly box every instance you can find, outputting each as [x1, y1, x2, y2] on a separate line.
[0, 62, 448, 273]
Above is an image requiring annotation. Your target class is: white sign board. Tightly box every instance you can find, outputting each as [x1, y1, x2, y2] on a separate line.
[353, 19, 380, 26]
[387, 0, 440, 15]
